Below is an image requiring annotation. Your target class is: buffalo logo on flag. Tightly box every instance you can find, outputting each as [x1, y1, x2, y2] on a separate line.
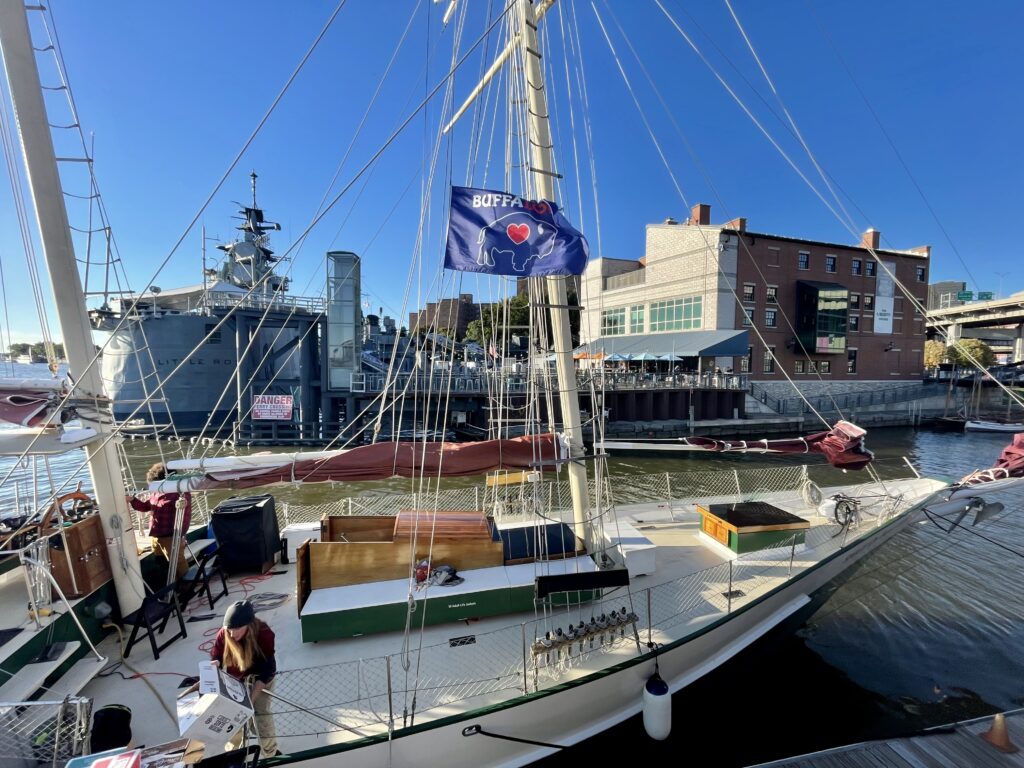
[445, 186, 589, 276]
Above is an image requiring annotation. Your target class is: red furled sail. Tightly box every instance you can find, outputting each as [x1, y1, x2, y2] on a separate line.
[675, 420, 873, 470]
[157, 434, 563, 491]
[958, 432, 1024, 487]
[0, 387, 58, 427]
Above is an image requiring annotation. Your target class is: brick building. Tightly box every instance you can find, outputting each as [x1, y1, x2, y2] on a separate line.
[580, 204, 930, 384]
[408, 293, 482, 339]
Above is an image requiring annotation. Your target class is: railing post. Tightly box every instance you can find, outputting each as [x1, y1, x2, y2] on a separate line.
[727, 560, 734, 613]
[521, 622, 529, 694]
[789, 536, 796, 576]
[646, 587, 653, 647]
[665, 472, 672, 501]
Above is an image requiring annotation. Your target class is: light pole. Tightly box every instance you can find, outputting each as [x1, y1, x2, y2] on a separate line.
[995, 271, 1010, 299]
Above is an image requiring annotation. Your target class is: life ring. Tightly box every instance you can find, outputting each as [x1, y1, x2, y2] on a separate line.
[801, 479, 823, 508]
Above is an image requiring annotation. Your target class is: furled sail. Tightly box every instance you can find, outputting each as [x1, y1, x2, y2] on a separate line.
[0, 379, 63, 427]
[151, 434, 563, 492]
[649, 420, 874, 470]
[957, 432, 1024, 488]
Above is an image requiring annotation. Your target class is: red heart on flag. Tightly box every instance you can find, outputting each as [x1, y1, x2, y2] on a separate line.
[506, 223, 530, 245]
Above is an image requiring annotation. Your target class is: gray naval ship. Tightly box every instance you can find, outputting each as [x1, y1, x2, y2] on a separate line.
[92, 175, 332, 438]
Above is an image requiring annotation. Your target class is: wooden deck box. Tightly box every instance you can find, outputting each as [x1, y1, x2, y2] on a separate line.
[696, 501, 809, 556]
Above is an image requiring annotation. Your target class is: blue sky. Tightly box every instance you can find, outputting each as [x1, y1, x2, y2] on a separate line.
[1, 0, 1021, 344]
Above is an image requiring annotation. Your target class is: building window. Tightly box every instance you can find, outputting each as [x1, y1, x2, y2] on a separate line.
[740, 347, 752, 373]
[763, 346, 775, 374]
[849, 315, 859, 331]
[847, 349, 857, 374]
[794, 360, 805, 374]
[766, 286, 778, 303]
[798, 251, 810, 270]
[629, 304, 645, 334]
[765, 309, 777, 328]
[825, 255, 837, 273]
[649, 296, 702, 331]
[742, 284, 755, 302]
[741, 308, 752, 326]
[866, 261, 876, 277]
[767, 247, 780, 267]
[807, 361, 817, 374]
[852, 259, 862, 276]
[819, 360, 831, 374]
[915, 266, 926, 282]
[601, 307, 626, 336]
[850, 293, 860, 309]
[864, 294, 874, 310]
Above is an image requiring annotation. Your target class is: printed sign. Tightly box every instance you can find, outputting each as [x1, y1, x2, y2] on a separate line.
[977, 291, 994, 301]
[253, 394, 293, 420]
[444, 186, 589, 276]
[874, 259, 896, 334]
[957, 291, 974, 301]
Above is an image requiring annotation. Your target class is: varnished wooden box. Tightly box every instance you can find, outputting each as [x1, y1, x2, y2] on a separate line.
[48, 515, 112, 597]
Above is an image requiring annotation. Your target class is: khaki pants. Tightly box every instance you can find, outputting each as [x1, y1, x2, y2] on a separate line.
[150, 535, 188, 578]
[226, 678, 277, 756]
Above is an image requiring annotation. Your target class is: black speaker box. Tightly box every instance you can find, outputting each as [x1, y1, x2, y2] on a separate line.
[210, 495, 281, 574]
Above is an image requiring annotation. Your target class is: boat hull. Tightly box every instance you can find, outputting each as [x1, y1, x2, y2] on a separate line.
[964, 420, 1024, 433]
[276, 504, 919, 767]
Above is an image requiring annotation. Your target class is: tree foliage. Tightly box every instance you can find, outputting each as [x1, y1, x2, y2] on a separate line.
[923, 340, 946, 368]
[462, 291, 581, 349]
[945, 338, 994, 369]
[8, 342, 64, 360]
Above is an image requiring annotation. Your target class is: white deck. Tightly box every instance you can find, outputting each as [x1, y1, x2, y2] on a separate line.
[60, 475, 942, 757]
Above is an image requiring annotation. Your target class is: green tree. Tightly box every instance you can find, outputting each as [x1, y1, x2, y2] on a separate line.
[462, 292, 582, 348]
[945, 338, 994, 369]
[463, 295, 530, 345]
[923, 339, 946, 368]
[9, 343, 29, 356]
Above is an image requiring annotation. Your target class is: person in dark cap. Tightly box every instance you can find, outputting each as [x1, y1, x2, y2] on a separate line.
[210, 600, 279, 756]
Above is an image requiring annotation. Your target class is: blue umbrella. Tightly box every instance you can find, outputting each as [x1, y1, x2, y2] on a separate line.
[605, 353, 632, 361]
[632, 353, 658, 361]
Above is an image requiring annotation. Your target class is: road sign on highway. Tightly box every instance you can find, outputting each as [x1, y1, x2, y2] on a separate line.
[978, 291, 994, 300]
[957, 291, 974, 301]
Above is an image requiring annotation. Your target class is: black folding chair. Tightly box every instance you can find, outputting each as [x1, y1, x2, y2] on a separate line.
[178, 548, 229, 610]
[122, 583, 187, 660]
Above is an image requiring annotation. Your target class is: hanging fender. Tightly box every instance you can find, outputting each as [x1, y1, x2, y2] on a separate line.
[642, 671, 671, 741]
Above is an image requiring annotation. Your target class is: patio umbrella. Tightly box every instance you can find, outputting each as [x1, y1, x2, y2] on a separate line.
[658, 354, 682, 361]
[631, 353, 658, 361]
[605, 353, 632, 361]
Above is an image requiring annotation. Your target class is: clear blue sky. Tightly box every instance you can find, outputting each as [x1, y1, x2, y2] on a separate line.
[1, 0, 1021, 344]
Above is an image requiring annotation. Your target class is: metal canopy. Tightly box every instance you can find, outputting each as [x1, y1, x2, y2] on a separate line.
[575, 329, 749, 359]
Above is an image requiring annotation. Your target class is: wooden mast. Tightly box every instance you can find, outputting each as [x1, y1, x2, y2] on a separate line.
[517, 0, 593, 548]
[0, 0, 144, 614]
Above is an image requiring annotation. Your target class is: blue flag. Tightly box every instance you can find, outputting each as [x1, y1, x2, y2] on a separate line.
[444, 186, 589, 276]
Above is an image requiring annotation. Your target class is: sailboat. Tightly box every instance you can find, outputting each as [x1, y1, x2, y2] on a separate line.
[0, 1, 1022, 767]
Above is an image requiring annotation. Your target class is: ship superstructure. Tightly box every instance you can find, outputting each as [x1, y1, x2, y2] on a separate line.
[93, 175, 331, 438]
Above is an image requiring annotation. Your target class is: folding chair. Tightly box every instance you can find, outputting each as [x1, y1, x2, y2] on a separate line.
[178, 548, 229, 610]
[122, 583, 187, 660]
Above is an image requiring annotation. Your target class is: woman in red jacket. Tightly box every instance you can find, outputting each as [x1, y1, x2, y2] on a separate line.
[211, 600, 279, 756]
[127, 462, 192, 579]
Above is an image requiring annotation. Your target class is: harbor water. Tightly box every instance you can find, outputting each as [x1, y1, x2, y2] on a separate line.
[2, 363, 1022, 765]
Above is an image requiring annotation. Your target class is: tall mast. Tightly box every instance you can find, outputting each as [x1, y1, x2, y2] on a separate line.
[517, 0, 592, 547]
[0, 0, 144, 613]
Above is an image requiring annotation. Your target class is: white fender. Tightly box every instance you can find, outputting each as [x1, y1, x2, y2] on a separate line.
[642, 672, 671, 741]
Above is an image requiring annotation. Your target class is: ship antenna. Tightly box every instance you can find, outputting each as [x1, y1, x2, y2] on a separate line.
[250, 170, 258, 208]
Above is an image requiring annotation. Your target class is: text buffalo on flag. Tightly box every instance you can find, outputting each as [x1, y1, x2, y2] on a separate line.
[444, 186, 589, 276]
